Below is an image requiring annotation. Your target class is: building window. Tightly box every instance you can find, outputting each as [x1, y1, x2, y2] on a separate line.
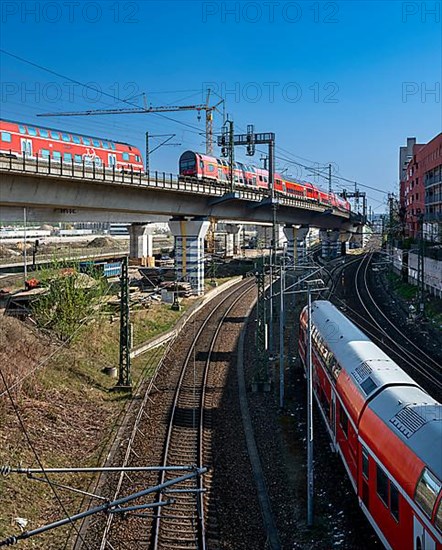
[1, 132, 11, 142]
[376, 466, 389, 506]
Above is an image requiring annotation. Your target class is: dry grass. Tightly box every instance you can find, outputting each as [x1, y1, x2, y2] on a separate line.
[0, 299, 187, 548]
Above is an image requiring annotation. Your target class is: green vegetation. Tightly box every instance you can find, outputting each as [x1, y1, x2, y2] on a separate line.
[387, 272, 418, 300]
[31, 262, 110, 341]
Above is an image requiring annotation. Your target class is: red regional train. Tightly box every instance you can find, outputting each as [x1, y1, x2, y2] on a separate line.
[0, 119, 144, 171]
[299, 300, 442, 550]
[179, 150, 351, 212]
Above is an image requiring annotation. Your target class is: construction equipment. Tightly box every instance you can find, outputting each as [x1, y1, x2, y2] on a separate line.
[38, 90, 224, 156]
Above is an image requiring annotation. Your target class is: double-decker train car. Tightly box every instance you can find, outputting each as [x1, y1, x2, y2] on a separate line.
[0, 119, 144, 171]
[299, 300, 442, 550]
[178, 150, 351, 213]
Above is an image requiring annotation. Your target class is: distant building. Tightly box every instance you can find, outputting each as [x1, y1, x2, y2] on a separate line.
[399, 133, 442, 240]
[423, 133, 442, 242]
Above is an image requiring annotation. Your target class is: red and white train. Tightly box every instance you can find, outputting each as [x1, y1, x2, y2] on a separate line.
[179, 150, 351, 212]
[0, 119, 144, 171]
[299, 300, 442, 550]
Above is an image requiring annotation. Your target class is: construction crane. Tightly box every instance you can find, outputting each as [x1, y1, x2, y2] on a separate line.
[38, 90, 224, 156]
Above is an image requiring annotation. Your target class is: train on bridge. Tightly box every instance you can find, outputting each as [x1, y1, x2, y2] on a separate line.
[179, 150, 351, 213]
[299, 300, 442, 550]
[0, 118, 144, 172]
[0, 118, 351, 214]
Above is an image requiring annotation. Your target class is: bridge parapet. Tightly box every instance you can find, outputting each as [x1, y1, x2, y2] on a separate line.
[0, 156, 350, 220]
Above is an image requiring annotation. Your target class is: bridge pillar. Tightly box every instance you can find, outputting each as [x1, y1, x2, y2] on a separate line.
[225, 223, 243, 257]
[129, 223, 154, 266]
[339, 230, 352, 256]
[320, 229, 340, 260]
[284, 225, 309, 267]
[169, 218, 210, 295]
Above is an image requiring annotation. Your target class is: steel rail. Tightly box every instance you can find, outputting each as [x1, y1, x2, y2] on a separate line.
[361, 253, 441, 373]
[354, 254, 442, 391]
[152, 278, 255, 550]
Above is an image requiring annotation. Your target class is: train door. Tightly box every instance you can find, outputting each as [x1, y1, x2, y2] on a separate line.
[413, 517, 436, 549]
[20, 138, 32, 158]
[108, 154, 117, 168]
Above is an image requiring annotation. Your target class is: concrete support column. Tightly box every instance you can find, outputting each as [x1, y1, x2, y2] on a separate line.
[169, 218, 210, 295]
[284, 225, 309, 267]
[256, 225, 272, 249]
[328, 230, 340, 259]
[225, 223, 243, 257]
[129, 223, 154, 266]
[320, 229, 330, 260]
[339, 230, 352, 256]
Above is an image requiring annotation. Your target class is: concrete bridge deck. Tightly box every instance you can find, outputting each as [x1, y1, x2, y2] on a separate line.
[0, 157, 355, 229]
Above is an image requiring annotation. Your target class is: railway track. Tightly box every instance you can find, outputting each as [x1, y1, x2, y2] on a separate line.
[151, 279, 255, 549]
[80, 277, 257, 550]
[327, 250, 442, 401]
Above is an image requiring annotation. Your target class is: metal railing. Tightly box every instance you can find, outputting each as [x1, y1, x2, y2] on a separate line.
[0, 153, 350, 218]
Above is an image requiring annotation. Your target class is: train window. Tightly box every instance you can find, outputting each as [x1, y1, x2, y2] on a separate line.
[122, 152, 130, 161]
[110, 142, 116, 150]
[92, 139, 101, 147]
[362, 447, 369, 479]
[51, 131, 60, 140]
[72, 136, 81, 144]
[40, 128, 49, 138]
[376, 466, 389, 506]
[61, 133, 71, 142]
[41, 149, 50, 158]
[63, 153, 72, 163]
[252, 177, 257, 185]
[208, 165, 215, 172]
[436, 500, 442, 533]
[390, 483, 399, 522]
[1, 132, 11, 142]
[339, 405, 348, 437]
[18, 125, 26, 134]
[102, 141, 109, 149]
[28, 127, 37, 136]
[52, 151, 61, 161]
[83, 137, 91, 145]
[135, 155, 140, 162]
[415, 468, 441, 519]
[74, 154, 82, 163]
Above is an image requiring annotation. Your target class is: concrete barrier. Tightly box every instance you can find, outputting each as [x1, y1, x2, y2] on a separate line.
[130, 276, 244, 358]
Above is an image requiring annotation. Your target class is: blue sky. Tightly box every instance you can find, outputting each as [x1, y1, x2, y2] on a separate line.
[1, 0, 441, 212]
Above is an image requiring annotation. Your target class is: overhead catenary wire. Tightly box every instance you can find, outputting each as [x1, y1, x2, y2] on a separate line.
[0, 368, 93, 549]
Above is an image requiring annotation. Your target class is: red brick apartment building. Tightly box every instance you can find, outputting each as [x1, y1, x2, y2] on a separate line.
[400, 133, 442, 239]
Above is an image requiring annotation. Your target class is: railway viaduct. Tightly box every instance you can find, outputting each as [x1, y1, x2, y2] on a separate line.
[0, 158, 366, 293]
